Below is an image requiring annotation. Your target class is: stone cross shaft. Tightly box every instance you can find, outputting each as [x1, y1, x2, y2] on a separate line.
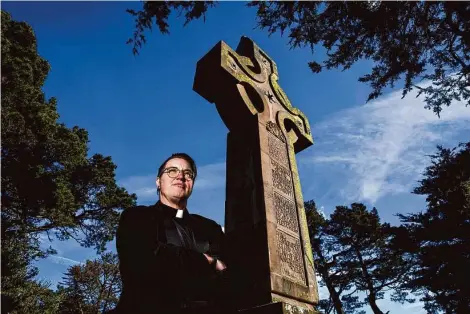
[193, 37, 319, 313]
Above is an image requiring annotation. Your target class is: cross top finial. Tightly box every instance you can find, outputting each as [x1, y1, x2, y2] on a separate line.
[194, 36, 313, 153]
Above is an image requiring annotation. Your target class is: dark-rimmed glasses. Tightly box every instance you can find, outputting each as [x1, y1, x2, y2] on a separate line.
[162, 167, 195, 180]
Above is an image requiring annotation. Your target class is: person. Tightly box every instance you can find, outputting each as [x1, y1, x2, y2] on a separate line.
[114, 153, 230, 314]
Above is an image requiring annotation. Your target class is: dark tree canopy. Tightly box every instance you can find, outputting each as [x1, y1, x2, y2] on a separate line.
[305, 200, 365, 314]
[1, 10, 136, 311]
[328, 204, 413, 314]
[305, 201, 413, 314]
[1, 9, 136, 252]
[398, 142, 470, 313]
[0, 232, 56, 314]
[2, 252, 121, 314]
[128, 1, 470, 116]
[57, 253, 121, 314]
[126, 1, 217, 55]
[2, 280, 62, 314]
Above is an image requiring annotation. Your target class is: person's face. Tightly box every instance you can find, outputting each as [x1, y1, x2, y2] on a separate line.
[156, 158, 195, 206]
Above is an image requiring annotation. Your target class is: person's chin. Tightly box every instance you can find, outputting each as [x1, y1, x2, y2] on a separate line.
[170, 193, 187, 200]
[172, 186, 187, 193]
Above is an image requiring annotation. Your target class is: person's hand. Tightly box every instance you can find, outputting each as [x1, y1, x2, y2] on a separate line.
[203, 253, 214, 263]
[204, 253, 227, 271]
[214, 259, 227, 271]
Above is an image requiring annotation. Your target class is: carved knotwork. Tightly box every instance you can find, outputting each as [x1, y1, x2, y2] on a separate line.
[266, 121, 286, 143]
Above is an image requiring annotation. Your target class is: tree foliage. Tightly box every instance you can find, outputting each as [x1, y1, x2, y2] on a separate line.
[128, 1, 470, 116]
[57, 253, 121, 314]
[398, 142, 470, 313]
[306, 201, 414, 314]
[1, 10, 136, 311]
[2, 252, 122, 314]
[126, 1, 217, 55]
[328, 204, 413, 314]
[305, 200, 365, 314]
[2, 280, 63, 314]
[0, 230, 54, 313]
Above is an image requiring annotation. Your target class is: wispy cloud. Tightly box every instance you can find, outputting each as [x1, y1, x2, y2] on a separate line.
[300, 83, 470, 206]
[193, 162, 226, 191]
[118, 174, 157, 202]
[373, 291, 426, 314]
[38, 234, 90, 273]
[47, 255, 83, 267]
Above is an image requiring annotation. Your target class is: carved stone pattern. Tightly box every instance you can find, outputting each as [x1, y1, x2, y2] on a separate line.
[227, 55, 237, 71]
[271, 160, 293, 197]
[277, 230, 306, 284]
[268, 132, 289, 166]
[274, 192, 298, 234]
[266, 121, 286, 143]
[265, 90, 276, 103]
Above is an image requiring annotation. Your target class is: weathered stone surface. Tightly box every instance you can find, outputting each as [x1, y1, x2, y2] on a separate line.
[239, 301, 321, 314]
[274, 192, 298, 234]
[271, 159, 294, 198]
[193, 36, 318, 312]
[268, 132, 289, 166]
[277, 230, 306, 285]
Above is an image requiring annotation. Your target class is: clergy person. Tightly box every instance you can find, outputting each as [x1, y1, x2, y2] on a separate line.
[114, 153, 228, 313]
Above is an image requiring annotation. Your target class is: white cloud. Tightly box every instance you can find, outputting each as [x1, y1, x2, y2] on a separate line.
[402, 301, 427, 313]
[300, 83, 470, 205]
[47, 255, 83, 267]
[372, 291, 426, 314]
[317, 276, 329, 300]
[118, 174, 158, 202]
[193, 162, 226, 191]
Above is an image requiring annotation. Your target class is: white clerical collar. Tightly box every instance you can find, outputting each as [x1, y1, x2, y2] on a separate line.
[176, 209, 184, 219]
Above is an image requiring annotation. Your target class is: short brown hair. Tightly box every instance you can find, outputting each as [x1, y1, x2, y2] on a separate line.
[157, 153, 197, 180]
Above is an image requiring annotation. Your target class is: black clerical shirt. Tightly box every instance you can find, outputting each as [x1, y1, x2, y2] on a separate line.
[115, 201, 226, 314]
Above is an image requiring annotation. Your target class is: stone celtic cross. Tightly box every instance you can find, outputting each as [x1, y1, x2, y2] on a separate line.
[193, 37, 319, 314]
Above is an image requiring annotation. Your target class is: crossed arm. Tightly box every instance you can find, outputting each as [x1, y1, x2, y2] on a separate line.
[116, 207, 226, 296]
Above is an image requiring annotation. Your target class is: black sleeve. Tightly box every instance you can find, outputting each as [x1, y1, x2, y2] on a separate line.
[208, 221, 233, 307]
[116, 207, 214, 294]
[208, 222, 226, 262]
[190, 213, 227, 262]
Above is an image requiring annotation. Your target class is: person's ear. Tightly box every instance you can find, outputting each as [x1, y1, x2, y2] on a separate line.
[156, 177, 160, 191]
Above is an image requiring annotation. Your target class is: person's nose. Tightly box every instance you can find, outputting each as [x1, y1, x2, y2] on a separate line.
[175, 170, 185, 181]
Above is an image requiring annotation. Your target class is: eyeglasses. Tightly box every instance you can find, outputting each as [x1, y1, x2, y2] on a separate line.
[162, 167, 195, 180]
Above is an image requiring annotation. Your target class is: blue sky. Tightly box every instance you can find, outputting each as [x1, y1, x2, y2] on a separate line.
[3, 2, 470, 313]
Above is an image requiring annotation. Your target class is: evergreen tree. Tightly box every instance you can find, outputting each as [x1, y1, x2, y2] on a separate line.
[398, 142, 470, 313]
[305, 200, 365, 314]
[328, 204, 413, 314]
[3, 280, 63, 314]
[306, 201, 414, 314]
[57, 253, 121, 314]
[1, 10, 136, 311]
